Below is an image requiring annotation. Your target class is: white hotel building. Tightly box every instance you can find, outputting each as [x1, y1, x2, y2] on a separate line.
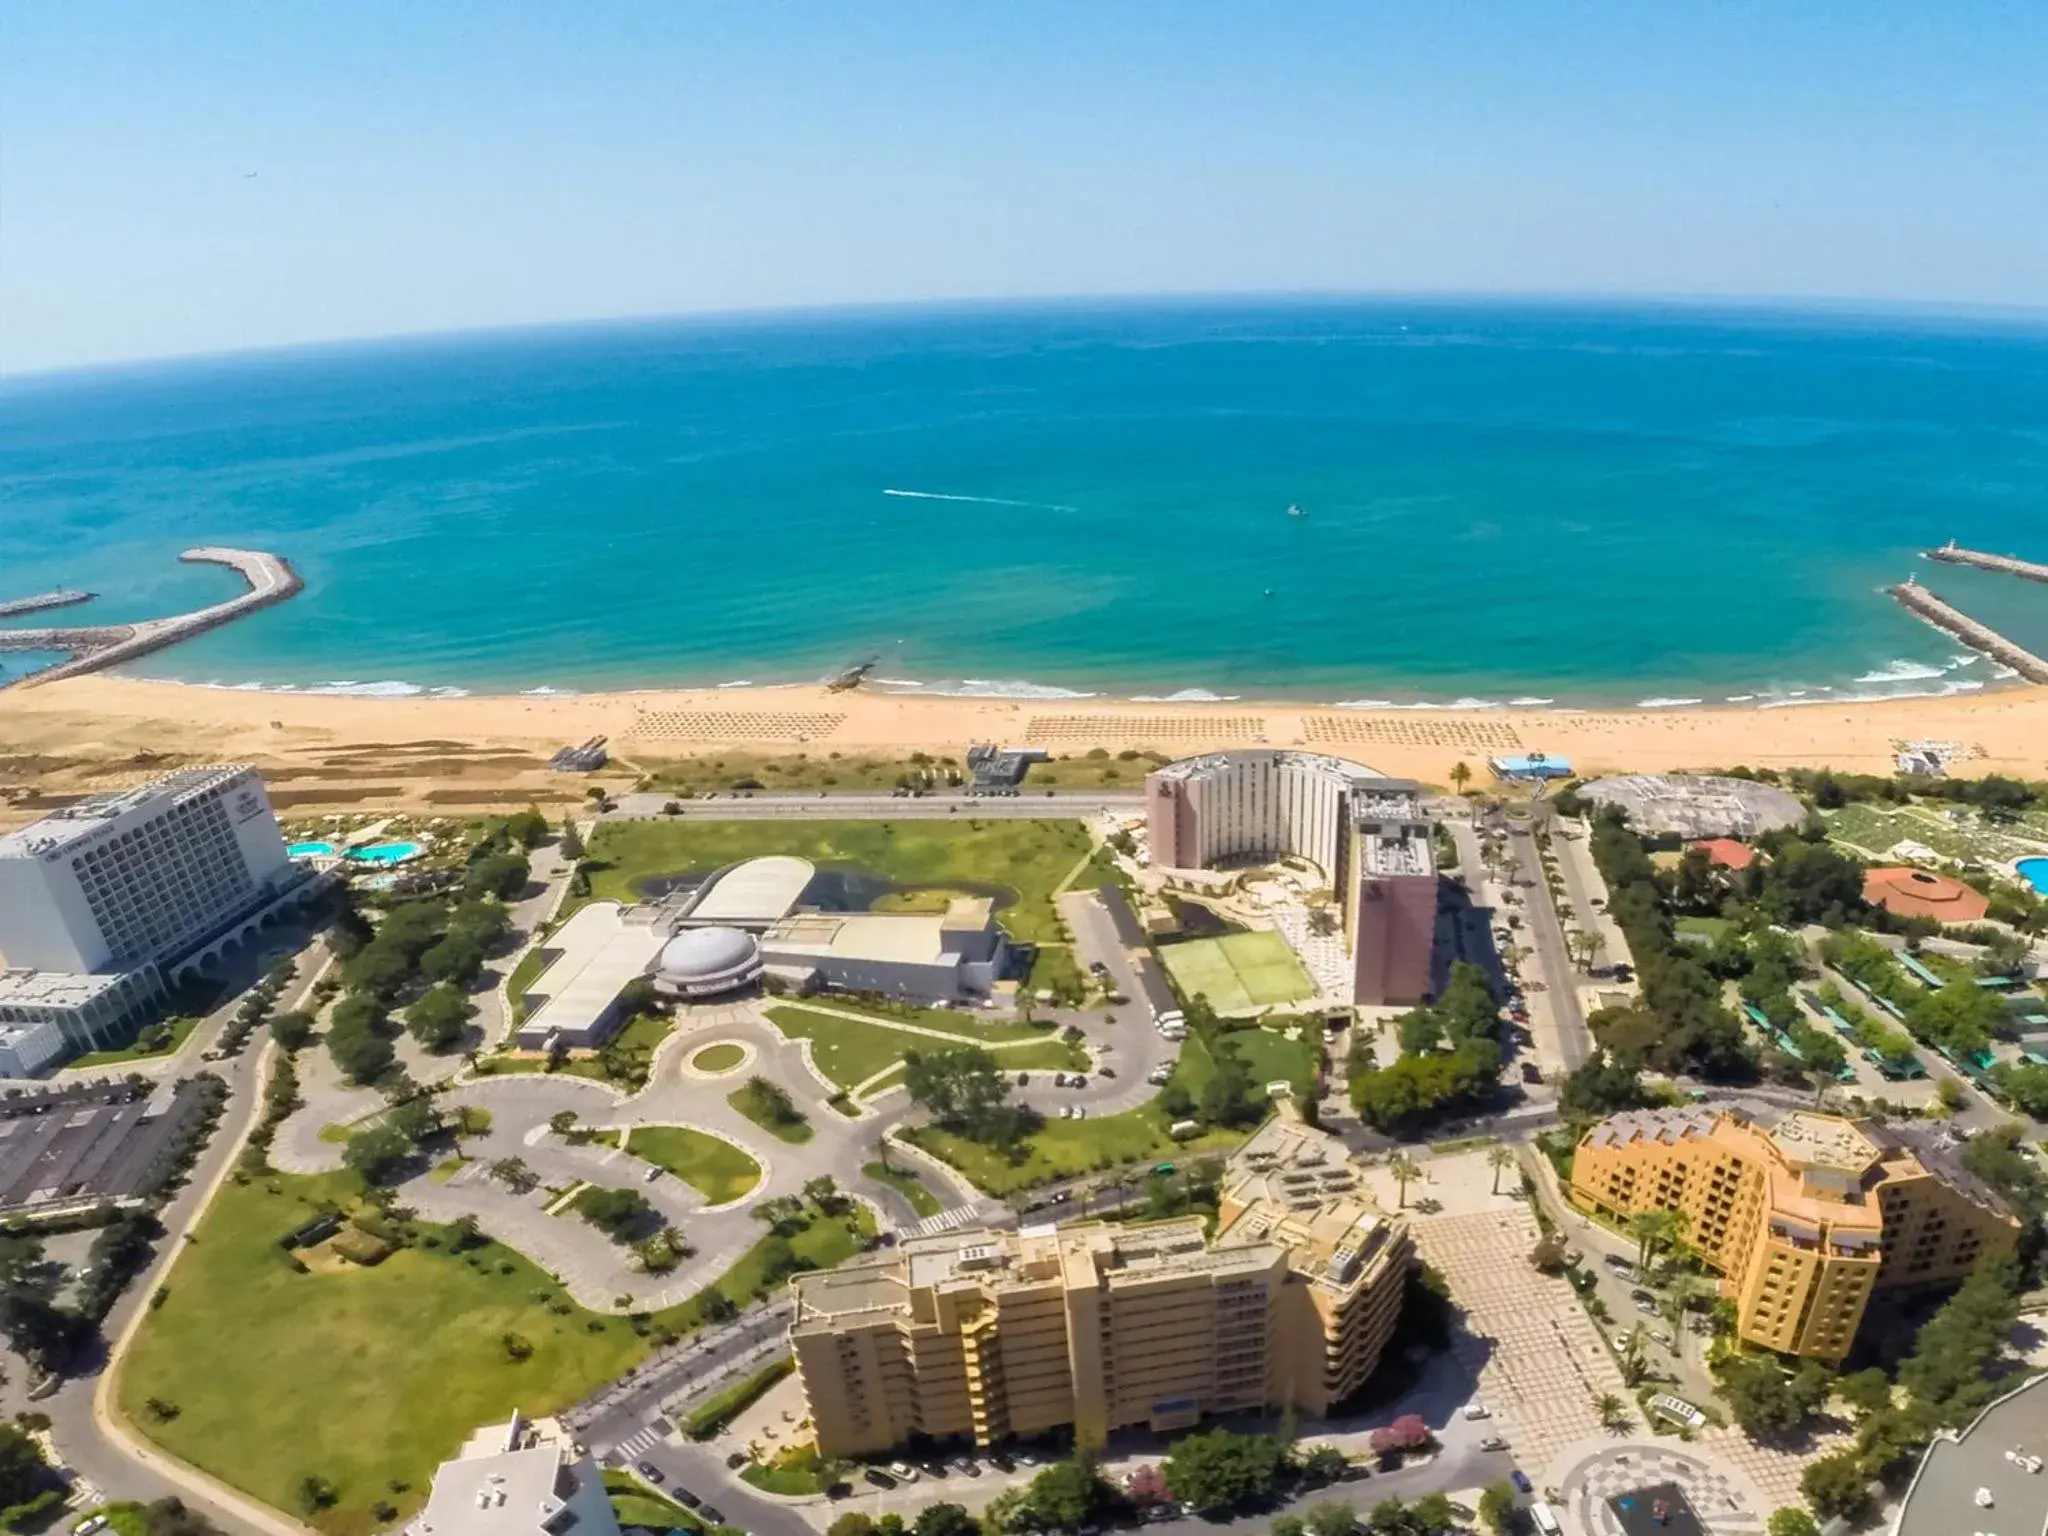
[0, 768, 308, 1074]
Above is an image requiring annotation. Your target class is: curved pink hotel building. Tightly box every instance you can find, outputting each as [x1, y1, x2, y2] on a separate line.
[1145, 750, 1437, 1006]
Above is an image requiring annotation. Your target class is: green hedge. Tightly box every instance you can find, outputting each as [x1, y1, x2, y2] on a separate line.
[682, 1355, 794, 1440]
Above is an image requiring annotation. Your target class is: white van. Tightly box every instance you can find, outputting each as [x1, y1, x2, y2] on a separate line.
[1529, 1503, 1560, 1536]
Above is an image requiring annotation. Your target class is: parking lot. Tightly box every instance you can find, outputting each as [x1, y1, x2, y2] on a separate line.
[0, 1078, 214, 1216]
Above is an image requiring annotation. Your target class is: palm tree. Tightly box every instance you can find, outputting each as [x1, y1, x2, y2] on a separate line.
[1487, 1144, 1517, 1195]
[1661, 1275, 1699, 1361]
[1619, 1322, 1648, 1387]
[1450, 761, 1472, 795]
[1628, 1208, 1683, 1276]
[1388, 1153, 1423, 1209]
[1596, 1393, 1630, 1432]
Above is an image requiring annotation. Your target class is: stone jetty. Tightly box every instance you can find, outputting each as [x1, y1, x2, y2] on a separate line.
[1887, 576, 2048, 684]
[0, 548, 302, 688]
[1926, 541, 2048, 585]
[0, 589, 94, 620]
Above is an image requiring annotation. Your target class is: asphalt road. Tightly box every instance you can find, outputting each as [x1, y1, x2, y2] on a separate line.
[1501, 819, 1590, 1071]
[603, 792, 1146, 822]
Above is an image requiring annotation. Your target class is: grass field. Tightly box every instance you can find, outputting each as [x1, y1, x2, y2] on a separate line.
[804, 997, 1047, 1044]
[863, 1160, 942, 1217]
[121, 1172, 869, 1535]
[580, 818, 1092, 943]
[768, 1006, 1086, 1092]
[604, 1471, 703, 1533]
[596, 1126, 761, 1204]
[728, 1080, 813, 1143]
[1157, 930, 1317, 1014]
[1220, 1024, 1320, 1096]
[689, 1042, 746, 1073]
[904, 1033, 1247, 1193]
[118, 1172, 647, 1535]
[70, 1013, 203, 1070]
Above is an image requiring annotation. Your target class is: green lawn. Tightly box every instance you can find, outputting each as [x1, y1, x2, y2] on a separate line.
[1220, 1024, 1319, 1096]
[118, 1172, 648, 1536]
[1157, 931, 1316, 1015]
[904, 1034, 1246, 1194]
[801, 997, 1046, 1044]
[768, 1007, 1085, 1093]
[1674, 916, 1734, 943]
[1024, 942, 1089, 1001]
[69, 1013, 203, 1069]
[604, 1470, 705, 1532]
[120, 1171, 870, 1536]
[597, 1125, 761, 1204]
[863, 1160, 942, 1217]
[689, 1042, 746, 1073]
[505, 945, 550, 1024]
[473, 1012, 673, 1087]
[727, 1081, 813, 1143]
[580, 818, 1092, 943]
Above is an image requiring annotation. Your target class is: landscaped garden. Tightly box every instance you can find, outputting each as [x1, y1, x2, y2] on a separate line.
[472, 1011, 673, 1088]
[120, 1165, 870, 1536]
[579, 818, 1092, 943]
[727, 1077, 813, 1143]
[592, 1125, 762, 1204]
[688, 1042, 746, 1073]
[765, 1005, 1085, 1093]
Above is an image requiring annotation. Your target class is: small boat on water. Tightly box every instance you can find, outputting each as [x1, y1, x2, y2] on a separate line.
[1286, 503, 1306, 518]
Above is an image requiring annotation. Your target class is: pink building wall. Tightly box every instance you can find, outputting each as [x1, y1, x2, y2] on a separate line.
[1352, 873, 1436, 1005]
[1147, 774, 1197, 868]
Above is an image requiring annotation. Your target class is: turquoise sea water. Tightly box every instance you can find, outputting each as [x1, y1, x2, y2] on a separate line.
[2, 300, 2047, 707]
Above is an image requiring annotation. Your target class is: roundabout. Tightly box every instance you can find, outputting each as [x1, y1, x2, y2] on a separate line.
[685, 1039, 756, 1078]
[1555, 1442, 1766, 1536]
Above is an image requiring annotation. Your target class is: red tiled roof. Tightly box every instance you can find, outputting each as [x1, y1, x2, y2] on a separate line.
[1862, 866, 1990, 924]
[1691, 838, 1757, 871]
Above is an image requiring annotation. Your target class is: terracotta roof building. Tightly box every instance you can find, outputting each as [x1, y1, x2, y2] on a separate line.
[1862, 866, 1989, 924]
[1690, 839, 1757, 871]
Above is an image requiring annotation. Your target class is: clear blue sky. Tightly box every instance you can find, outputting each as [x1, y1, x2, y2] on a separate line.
[4, 2, 2045, 372]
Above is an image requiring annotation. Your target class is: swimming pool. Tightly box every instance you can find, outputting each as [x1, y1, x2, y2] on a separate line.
[287, 841, 337, 859]
[346, 841, 423, 866]
[2017, 857, 2048, 895]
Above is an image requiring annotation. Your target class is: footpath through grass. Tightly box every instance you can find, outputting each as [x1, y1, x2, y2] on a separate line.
[595, 1125, 761, 1204]
[580, 818, 1091, 943]
[121, 1167, 871, 1536]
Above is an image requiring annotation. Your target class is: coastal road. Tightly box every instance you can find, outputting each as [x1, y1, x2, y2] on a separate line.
[602, 791, 1144, 822]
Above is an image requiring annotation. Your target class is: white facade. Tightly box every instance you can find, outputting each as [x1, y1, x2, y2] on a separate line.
[1149, 750, 1381, 876]
[513, 902, 668, 1050]
[0, 1017, 69, 1078]
[0, 767, 292, 974]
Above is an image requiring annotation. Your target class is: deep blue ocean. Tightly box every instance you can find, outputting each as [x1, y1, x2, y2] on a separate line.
[3, 299, 2046, 707]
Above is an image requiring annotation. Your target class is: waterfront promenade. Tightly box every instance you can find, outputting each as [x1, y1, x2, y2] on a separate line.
[0, 548, 301, 688]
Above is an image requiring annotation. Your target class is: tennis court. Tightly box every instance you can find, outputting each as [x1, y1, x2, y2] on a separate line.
[1158, 930, 1317, 1014]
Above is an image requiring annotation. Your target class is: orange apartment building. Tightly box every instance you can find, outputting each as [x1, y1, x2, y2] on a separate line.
[789, 1113, 1413, 1457]
[1569, 1105, 2017, 1361]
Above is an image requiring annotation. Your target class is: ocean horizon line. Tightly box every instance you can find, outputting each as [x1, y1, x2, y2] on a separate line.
[11, 286, 2048, 385]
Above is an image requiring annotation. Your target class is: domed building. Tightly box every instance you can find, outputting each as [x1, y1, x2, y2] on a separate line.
[653, 925, 762, 999]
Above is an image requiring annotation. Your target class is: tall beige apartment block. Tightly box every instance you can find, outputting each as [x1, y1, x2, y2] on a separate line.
[1569, 1105, 2016, 1361]
[790, 1113, 1413, 1457]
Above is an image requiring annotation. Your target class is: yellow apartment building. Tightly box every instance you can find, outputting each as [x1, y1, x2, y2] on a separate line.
[790, 1113, 1413, 1457]
[1569, 1105, 2016, 1361]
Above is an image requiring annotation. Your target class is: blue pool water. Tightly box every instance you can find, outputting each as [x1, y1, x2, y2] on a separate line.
[2017, 858, 2048, 895]
[5, 301, 2048, 705]
[346, 842, 422, 866]
[286, 841, 336, 858]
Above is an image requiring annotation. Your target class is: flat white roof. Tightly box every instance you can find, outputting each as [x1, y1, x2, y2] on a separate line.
[764, 911, 954, 967]
[519, 903, 666, 1039]
[688, 855, 816, 925]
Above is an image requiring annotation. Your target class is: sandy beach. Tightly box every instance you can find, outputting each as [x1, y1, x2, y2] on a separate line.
[2, 674, 2045, 829]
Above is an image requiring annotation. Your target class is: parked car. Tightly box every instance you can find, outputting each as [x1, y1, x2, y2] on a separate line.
[889, 1462, 919, 1482]
[1462, 1403, 1492, 1420]
[1603, 1253, 1633, 1272]
[954, 1458, 983, 1477]
[1511, 1471, 1534, 1495]
[1520, 1062, 1542, 1084]
[864, 1470, 897, 1490]
[1634, 1297, 1660, 1316]
[701, 1509, 725, 1525]
[1630, 1288, 1656, 1305]
[637, 1463, 667, 1486]
[988, 1451, 1016, 1472]
[1479, 1436, 1508, 1452]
